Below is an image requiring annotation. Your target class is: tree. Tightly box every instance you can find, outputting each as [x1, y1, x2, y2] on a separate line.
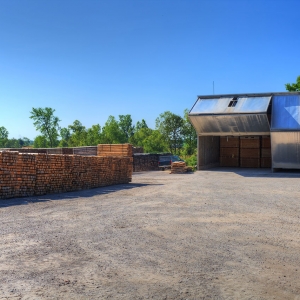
[102, 116, 126, 144]
[182, 109, 197, 155]
[86, 124, 102, 146]
[33, 135, 49, 148]
[135, 119, 148, 131]
[0, 126, 9, 147]
[30, 107, 60, 147]
[68, 120, 87, 146]
[143, 130, 168, 153]
[119, 115, 134, 142]
[285, 76, 300, 92]
[58, 127, 71, 147]
[155, 111, 184, 154]
[130, 127, 167, 153]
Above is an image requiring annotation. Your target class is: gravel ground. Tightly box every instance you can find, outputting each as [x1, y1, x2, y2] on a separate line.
[1, 168, 300, 300]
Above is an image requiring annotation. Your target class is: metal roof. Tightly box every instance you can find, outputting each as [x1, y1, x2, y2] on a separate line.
[189, 96, 271, 115]
[189, 94, 273, 136]
[195, 92, 300, 100]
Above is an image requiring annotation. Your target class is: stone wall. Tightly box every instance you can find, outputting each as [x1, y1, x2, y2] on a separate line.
[0, 151, 132, 199]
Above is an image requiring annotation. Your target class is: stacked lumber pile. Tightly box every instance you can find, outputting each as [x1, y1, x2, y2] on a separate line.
[0, 151, 132, 199]
[0, 151, 36, 198]
[73, 146, 97, 156]
[220, 137, 240, 167]
[240, 137, 261, 167]
[133, 154, 159, 172]
[132, 147, 144, 154]
[261, 136, 272, 168]
[170, 161, 192, 174]
[61, 148, 74, 155]
[97, 144, 132, 157]
[47, 148, 63, 154]
[0, 147, 97, 156]
[0, 148, 47, 154]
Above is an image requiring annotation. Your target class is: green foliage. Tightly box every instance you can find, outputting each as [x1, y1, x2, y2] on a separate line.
[30, 107, 60, 147]
[185, 154, 197, 167]
[102, 116, 126, 144]
[143, 130, 168, 153]
[285, 76, 300, 92]
[119, 115, 134, 141]
[0, 126, 9, 147]
[156, 111, 184, 154]
[135, 119, 148, 131]
[130, 128, 168, 153]
[33, 135, 49, 148]
[86, 124, 102, 146]
[60, 127, 71, 141]
[182, 109, 197, 155]
[68, 120, 87, 146]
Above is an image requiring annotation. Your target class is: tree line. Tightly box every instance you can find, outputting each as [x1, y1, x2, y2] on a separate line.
[0, 126, 32, 148]
[0, 108, 197, 156]
[29, 108, 197, 156]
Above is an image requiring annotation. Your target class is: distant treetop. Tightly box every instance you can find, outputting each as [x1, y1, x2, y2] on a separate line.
[285, 76, 300, 92]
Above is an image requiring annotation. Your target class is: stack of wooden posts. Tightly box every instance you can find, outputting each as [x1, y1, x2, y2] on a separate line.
[240, 137, 261, 167]
[0, 151, 133, 199]
[170, 161, 192, 174]
[133, 154, 159, 172]
[261, 136, 272, 168]
[132, 147, 144, 154]
[0, 148, 47, 154]
[73, 146, 97, 156]
[0, 151, 36, 198]
[97, 144, 133, 157]
[220, 137, 240, 167]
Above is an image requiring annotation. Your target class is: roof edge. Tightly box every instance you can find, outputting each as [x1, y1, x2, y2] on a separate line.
[197, 92, 300, 99]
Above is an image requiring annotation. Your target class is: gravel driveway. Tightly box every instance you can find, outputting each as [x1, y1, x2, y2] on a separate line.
[1, 168, 300, 299]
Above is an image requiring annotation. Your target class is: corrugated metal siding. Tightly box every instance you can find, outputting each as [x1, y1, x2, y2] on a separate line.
[271, 95, 300, 131]
[189, 114, 270, 136]
[271, 132, 300, 169]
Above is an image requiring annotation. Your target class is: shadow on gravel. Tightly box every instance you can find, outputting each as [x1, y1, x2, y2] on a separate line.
[204, 167, 300, 178]
[0, 183, 160, 208]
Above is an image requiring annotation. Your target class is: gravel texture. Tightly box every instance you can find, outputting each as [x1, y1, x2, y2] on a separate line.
[1, 168, 300, 299]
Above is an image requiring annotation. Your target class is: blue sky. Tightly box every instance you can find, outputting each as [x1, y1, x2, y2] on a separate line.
[1, 0, 299, 139]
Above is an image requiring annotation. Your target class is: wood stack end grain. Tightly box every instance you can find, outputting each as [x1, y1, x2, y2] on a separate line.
[170, 161, 192, 174]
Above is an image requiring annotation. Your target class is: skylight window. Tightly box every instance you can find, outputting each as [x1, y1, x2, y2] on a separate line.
[228, 98, 238, 107]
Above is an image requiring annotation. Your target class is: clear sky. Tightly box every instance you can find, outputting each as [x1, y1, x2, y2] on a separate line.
[1, 0, 300, 139]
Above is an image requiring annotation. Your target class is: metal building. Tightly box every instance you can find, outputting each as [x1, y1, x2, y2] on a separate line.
[188, 92, 300, 170]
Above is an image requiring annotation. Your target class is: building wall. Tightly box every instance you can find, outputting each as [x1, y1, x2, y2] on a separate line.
[197, 136, 220, 169]
[0, 151, 132, 199]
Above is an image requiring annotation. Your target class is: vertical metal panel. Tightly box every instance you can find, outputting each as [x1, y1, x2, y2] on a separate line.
[271, 132, 300, 169]
[190, 96, 271, 115]
[271, 95, 300, 130]
[198, 136, 220, 169]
